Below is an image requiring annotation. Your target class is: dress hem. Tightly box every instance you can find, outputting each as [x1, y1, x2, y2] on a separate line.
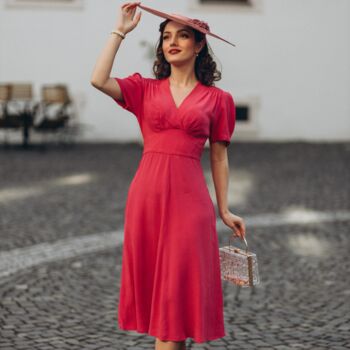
[117, 324, 226, 343]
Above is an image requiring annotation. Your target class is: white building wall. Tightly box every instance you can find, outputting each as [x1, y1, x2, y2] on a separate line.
[0, 0, 349, 143]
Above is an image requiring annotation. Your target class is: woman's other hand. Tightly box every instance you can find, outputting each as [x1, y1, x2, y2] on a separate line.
[221, 211, 246, 239]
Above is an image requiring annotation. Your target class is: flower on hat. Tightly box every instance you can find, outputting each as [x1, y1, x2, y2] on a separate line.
[188, 19, 210, 31]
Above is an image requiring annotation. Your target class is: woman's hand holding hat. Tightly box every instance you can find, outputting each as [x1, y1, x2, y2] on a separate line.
[116, 2, 142, 35]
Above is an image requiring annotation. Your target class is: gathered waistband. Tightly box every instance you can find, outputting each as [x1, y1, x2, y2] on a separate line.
[143, 150, 200, 161]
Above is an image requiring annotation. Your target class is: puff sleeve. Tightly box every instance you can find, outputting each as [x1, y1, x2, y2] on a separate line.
[113, 72, 144, 118]
[209, 90, 236, 147]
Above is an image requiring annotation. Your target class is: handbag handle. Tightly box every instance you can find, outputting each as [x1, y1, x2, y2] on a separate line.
[228, 233, 249, 253]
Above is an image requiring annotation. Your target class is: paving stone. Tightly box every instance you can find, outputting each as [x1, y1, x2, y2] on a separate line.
[0, 142, 349, 350]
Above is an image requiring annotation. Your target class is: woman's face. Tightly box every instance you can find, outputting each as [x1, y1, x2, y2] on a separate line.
[162, 21, 203, 66]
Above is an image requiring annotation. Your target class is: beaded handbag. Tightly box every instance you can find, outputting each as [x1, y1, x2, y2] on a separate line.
[219, 235, 260, 287]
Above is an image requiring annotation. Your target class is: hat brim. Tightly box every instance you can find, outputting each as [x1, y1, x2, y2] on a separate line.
[137, 3, 236, 47]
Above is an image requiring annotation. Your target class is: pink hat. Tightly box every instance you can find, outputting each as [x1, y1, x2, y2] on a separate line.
[137, 3, 236, 47]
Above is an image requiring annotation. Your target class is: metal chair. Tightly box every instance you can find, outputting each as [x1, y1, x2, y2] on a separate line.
[0, 83, 36, 147]
[33, 84, 81, 146]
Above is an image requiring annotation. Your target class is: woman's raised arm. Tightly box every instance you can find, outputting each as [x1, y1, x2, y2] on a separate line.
[90, 1, 142, 101]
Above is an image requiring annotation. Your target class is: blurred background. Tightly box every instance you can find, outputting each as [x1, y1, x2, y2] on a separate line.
[1, 0, 349, 145]
[0, 1, 349, 349]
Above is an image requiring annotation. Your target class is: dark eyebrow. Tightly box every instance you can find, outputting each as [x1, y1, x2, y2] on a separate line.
[163, 29, 190, 34]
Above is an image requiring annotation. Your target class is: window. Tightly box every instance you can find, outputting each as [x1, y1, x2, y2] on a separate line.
[6, 0, 84, 10]
[200, 0, 252, 4]
[188, 0, 262, 13]
[236, 105, 250, 122]
[234, 96, 260, 138]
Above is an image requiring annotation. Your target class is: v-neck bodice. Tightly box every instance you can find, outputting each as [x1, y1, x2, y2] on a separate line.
[166, 77, 201, 111]
[113, 72, 236, 159]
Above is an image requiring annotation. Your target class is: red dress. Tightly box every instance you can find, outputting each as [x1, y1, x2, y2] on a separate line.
[113, 72, 236, 343]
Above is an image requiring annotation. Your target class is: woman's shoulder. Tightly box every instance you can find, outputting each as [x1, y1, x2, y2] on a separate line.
[129, 72, 161, 82]
[132, 73, 168, 89]
[202, 84, 231, 101]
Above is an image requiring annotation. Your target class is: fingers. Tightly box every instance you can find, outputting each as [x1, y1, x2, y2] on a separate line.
[238, 220, 246, 238]
[135, 11, 142, 22]
[123, 2, 139, 16]
[232, 231, 244, 240]
[232, 222, 246, 239]
[223, 214, 246, 239]
[231, 227, 241, 238]
[122, 2, 131, 8]
[123, 2, 140, 9]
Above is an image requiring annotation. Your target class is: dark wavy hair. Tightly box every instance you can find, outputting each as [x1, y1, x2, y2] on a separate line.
[152, 19, 222, 86]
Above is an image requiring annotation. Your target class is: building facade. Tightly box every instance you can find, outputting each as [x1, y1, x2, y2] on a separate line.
[1, 0, 349, 143]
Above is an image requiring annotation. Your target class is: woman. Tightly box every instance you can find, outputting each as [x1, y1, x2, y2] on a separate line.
[91, 2, 246, 350]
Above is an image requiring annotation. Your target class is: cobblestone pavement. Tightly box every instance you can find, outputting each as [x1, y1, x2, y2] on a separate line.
[0, 142, 349, 350]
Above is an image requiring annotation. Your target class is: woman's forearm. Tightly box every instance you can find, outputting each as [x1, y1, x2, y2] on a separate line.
[90, 26, 125, 88]
[210, 157, 230, 218]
